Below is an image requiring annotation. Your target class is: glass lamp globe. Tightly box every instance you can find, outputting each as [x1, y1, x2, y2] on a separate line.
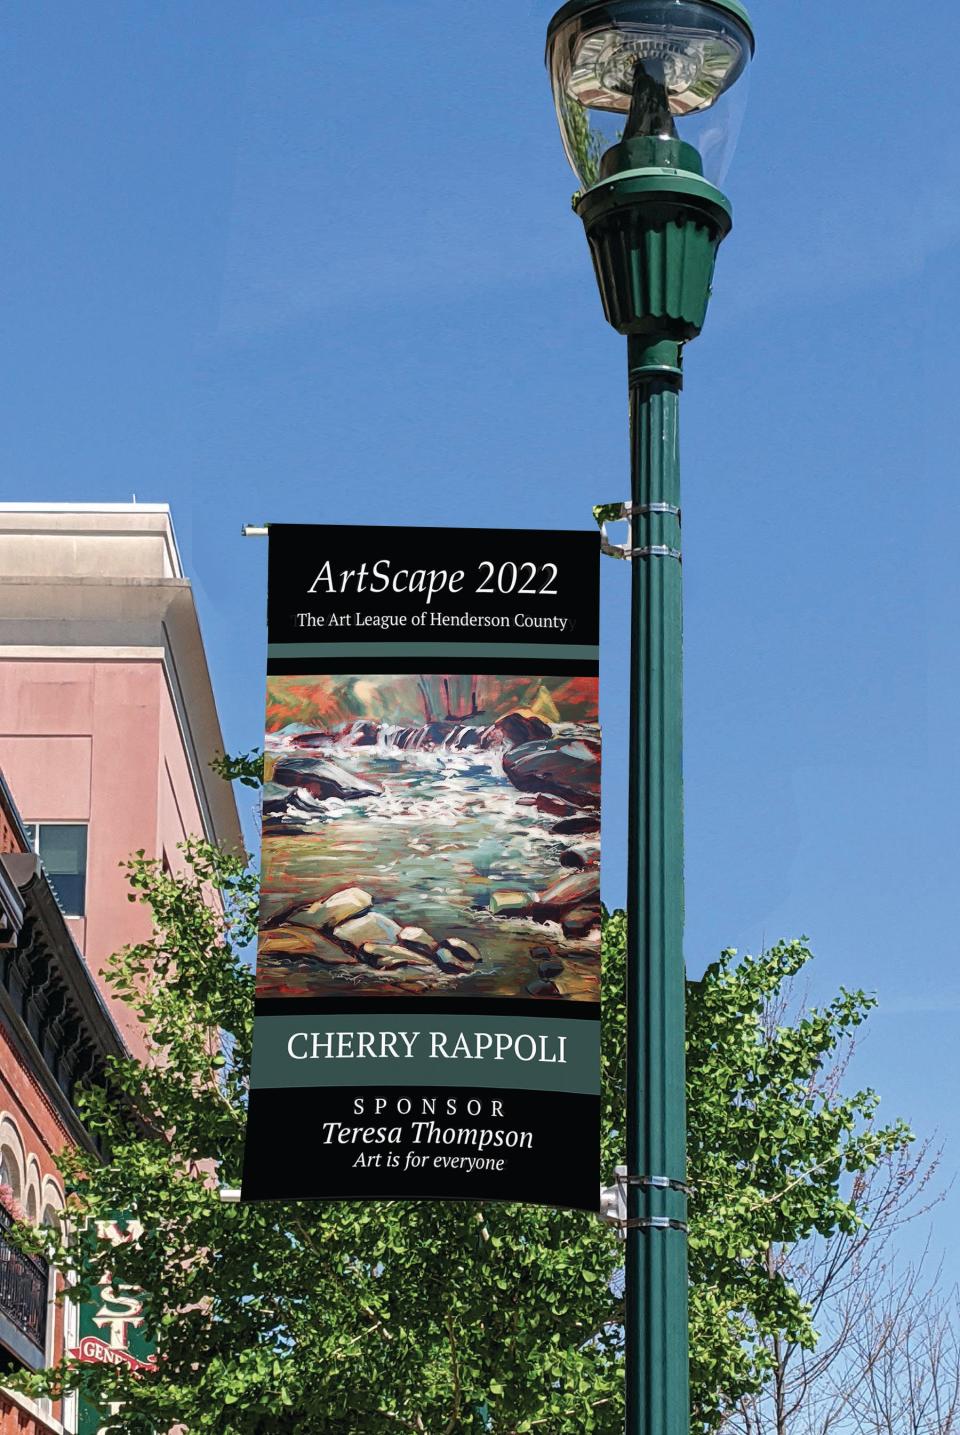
[547, 0, 755, 190]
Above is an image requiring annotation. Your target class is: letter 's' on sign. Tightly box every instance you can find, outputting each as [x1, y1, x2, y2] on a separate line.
[240, 524, 601, 1209]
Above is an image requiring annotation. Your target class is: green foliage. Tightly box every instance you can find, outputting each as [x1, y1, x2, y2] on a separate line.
[211, 749, 265, 789]
[11, 850, 911, 1432]
[592, 503, 625, 527]
[685, 942, 911, 1428]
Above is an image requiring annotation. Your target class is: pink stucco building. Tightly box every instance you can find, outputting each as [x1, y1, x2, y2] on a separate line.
[0, 503, 243, 1058]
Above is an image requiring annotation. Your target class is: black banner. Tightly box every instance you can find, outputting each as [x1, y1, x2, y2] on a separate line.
[241, 524, 601, 1209]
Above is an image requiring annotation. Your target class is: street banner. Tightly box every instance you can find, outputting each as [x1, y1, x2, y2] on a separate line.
[73, 1216, 157, 1435]
[241, 524, 601, 1209]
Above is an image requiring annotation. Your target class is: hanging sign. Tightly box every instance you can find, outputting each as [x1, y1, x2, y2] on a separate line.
[73, 1216, 157, 1435]
[241, 524, 601, 1209]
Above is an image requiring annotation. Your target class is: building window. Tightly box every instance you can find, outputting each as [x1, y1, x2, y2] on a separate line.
[0, 1149, 20, 1201]
[23, 824, 87, 918]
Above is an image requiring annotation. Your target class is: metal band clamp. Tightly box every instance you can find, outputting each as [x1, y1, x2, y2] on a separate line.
[597, 502, 682, 562]
[598, 1167, 691, 1238]
[634, 545, 682, 561]
[618, 1173, 692, 1197]
[619, 1216, 689, 1233]
[631, 503, 681, 520]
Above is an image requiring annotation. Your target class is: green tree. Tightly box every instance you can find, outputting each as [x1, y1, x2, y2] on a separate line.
[12, 829, 911, 1433]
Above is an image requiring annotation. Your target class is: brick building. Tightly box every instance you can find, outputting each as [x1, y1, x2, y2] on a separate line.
[0, 768, 126, 1434]
[0, 504, 242, 1433]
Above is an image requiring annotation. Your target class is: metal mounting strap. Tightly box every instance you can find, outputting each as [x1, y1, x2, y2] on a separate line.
[598, 1167, 691, 1239]
[619, 1216, 689, 1233]
[634, 545, 682, 561]
[598, 503, 682, 562]
[617, 1174, 692, 1197]
[626, 502, 681, 521]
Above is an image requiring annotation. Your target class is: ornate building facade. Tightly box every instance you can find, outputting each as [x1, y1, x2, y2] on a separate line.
[0, 503, 242, 1434]
[0, 769, 127, 1434]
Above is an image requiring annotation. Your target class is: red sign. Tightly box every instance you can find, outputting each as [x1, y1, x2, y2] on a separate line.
[69, 1335, 156, 1374]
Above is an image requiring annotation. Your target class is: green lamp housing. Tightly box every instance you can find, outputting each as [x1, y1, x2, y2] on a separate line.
[547, 0, 754, 339]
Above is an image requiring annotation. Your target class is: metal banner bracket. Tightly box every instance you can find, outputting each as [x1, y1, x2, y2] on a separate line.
[593, 502, 681, 562]
[598, 1166, 691, 1240]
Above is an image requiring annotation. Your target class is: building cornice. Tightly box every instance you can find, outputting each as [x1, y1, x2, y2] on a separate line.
[0, 990, 83, 1151]
[0, 645, 166, 660]
[0, 502, 183, 578]
[0, 855, 128, 1155]
[0, 769, 32, 851]
[0, 578, 244, 856]
[0, 861, 25, 950]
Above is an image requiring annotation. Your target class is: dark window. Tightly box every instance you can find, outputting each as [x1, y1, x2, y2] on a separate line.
[23, 824, 87, 918]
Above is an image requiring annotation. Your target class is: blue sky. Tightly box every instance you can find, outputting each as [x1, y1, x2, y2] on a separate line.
[2, 2, 959, 1275]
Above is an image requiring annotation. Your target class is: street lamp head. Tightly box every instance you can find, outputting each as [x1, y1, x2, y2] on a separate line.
[547, 0, 754, 190]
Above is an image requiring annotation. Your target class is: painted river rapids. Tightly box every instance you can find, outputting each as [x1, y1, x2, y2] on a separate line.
[257, 715, 601, 1002]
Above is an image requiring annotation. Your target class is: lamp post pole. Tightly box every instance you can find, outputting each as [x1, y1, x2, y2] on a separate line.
[545, 6, 754, 1431]
[625, 331, 689, 1434]
[580, 169, 731, 1433]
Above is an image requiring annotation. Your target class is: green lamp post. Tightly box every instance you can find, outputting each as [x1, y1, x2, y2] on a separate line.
[544, 4, 754, 1431]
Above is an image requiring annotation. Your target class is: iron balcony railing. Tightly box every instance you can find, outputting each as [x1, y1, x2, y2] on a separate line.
[0, 1205, 48, 1356]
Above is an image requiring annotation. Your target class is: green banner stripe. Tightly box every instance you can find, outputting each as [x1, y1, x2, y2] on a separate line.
[267, 642, 600, 661]
[251, 1014, 600, 1096]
